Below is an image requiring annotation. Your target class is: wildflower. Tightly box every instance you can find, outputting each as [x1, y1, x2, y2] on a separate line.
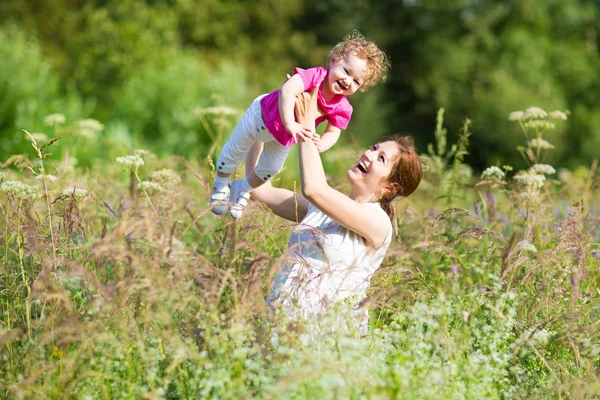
[150, 168, 180, 182]
[514, 172, 545, 189]
[549, 110, 568, 120]
[529, 164, 556, 175]
[523, 107, 548, 119]
[507, 111, 524, 121]
[75, 119, 104, 138]
[30, 133, 48, 143]
[528, 138, 555, 150]
[116, 155, 144, 170]
[44, 113, 66, 126]
[481, 166, 505, 181]
[0, 180, 36, 199]
[35, 174, 58, 182]
[523, 327, 551, 346]
[523, 120, 555, 131]
[138, 181, 165, 192]
[195, 105, 240, 116]
[519, 242, 537, 253]
[61, 187, 88, 199]
[135, 149, 155, 158]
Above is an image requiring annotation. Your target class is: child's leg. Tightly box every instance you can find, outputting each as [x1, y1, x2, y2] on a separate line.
[211, 96, 264, 215]
[229, 140, 290, 219]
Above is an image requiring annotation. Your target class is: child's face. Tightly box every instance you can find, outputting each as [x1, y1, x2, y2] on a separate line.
[326, 52, 368, 97]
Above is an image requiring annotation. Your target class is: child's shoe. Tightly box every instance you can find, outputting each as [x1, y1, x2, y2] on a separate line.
[229, 179, 251, 219]
[210, 185, 230, 215]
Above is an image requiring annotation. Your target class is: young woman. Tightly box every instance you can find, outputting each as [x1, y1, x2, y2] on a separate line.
[247, 89, 422, 331]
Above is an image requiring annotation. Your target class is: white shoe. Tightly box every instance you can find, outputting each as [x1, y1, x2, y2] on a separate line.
[210, 185, 230, 215]
[229, 180, 251, 219]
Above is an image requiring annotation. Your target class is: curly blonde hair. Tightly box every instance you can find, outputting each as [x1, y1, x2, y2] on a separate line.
[328, 30, 391, 92]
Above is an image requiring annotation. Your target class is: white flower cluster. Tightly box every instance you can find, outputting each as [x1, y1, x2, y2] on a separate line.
[523, 107, 548, 119]
[76, 119, 104, 138]
[507, 111, 524, 121]
[150, 168, 181, 184]
[528, 138, 554, 150]
[0, 180, 36, 199]
[481, 166, 505, 181]
[116, 154, 145, 170]
[35, 174, 58, 182]
[523, 120, 555, 131]
[522, 327, 551, 346]
[508, 107, 567, 122]
[61, 187, 88, 199]
[514, 172, 546, 189]
[138, 181, 165, 192]
[529, 164, 556, 175]
[44, 113, 66, 126]
[30, 133, 49, 143]
[519, 241, 537, 253]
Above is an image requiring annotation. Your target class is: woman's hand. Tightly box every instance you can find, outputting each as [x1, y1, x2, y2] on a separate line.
[294, 87, 326, 127]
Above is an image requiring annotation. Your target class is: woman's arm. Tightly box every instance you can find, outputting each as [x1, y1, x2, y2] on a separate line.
[246, 142, 309, 222]
[295, 90, 391, 247]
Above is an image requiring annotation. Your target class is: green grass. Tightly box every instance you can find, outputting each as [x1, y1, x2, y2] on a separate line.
[0, 108, 599, 399]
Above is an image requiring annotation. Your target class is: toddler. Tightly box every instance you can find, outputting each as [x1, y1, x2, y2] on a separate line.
[210, 31, 390, 218]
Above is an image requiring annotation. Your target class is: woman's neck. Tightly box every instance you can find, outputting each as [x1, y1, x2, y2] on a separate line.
[349, 190, 376, 203]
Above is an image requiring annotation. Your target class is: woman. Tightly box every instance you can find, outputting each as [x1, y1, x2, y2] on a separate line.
[244, 89, 422, 331]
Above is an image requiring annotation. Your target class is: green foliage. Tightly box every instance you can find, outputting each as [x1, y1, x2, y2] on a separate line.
[0, 25, 87, 158]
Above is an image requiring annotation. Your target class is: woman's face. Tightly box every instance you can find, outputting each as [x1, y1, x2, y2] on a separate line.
[347, 141, 400, 196]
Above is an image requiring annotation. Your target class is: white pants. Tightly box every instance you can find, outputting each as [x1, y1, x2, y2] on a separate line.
[215, 95, 290, 182]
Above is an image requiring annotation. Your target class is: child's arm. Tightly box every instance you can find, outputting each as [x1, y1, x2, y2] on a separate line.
[279, 74, 314, 141]
[313, 124, 341, 153]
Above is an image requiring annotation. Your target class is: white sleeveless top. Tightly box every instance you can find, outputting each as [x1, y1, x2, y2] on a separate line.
[268, 201, 392, 321]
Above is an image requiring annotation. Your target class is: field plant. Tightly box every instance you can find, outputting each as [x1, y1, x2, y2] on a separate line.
[0, 106, 599, 399]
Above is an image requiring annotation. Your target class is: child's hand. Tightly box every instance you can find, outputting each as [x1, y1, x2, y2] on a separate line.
[286, 121, 315, 142]
[311, 135, 324, 151]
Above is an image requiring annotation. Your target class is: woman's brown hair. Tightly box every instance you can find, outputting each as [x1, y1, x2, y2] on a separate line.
[378, 135, 422, 218]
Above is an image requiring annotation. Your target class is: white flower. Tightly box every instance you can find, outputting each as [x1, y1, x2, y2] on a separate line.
[138, 181, 165, 192]
[35, 174, 58, 182]
[30, 133, 48, 143]
[44, 113, 66, 126]
[481, 166, 505, 181]
[523, 120, 555, 130]
[150, 169, 181, 185]
[507, 111, 524, 121]
[0, 180, 36, 199]
[61, 187, 88, 199]
[523, 107, 548, 119]
[116, 155, 144, 170]
[514, 172, 546, 189]
[528, 138, 555, 150]
[529, 164, 556, 175]
[519, 242, 537, 253]
[549, 110, 567, 120]
[75, 119, 104, 138]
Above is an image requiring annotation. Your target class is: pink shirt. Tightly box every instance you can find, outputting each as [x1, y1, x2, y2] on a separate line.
[260, 67, 353, 147]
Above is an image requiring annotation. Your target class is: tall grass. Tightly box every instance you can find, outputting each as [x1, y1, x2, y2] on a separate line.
[0, 106, 599, 399]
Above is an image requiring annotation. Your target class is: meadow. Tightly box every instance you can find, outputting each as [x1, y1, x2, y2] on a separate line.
[1, 106, 599, 399]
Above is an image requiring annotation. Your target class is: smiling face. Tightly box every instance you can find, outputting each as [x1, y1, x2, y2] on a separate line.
[347, 141, 401, 200]
[323, 52, 368, 99]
